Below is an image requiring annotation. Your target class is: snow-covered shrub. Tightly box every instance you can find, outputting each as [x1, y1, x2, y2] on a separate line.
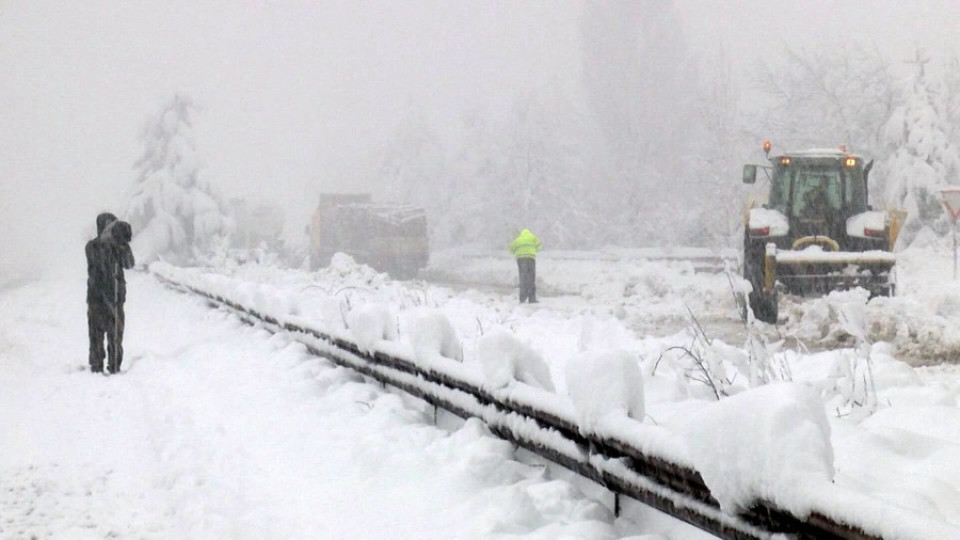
[315, 253, 389, 295]
[252, 284, 293, 320]
[821, 290, 881, 413]
[313, 296, 348, 331]
[654, 316, 742, 400]
[638, 264, 672, 298]
[828, 350, 877, 414]
[409, 309, 462, 362]
[347, 303, 398, 353]
[565, 350, 644, 430]
[476, 329, 555, 391]
[575, 316, 634, 353]
[328, 252, 360, 276]
[678, 382, 834, 514]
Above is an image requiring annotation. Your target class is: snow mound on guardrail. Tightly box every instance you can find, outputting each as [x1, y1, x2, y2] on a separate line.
[476, 329, 555, 391]
[678, 383, 834, 514]
[348, 303, 397, 353]
[565, 350, 644, 430]
[408, 309, 463, 362]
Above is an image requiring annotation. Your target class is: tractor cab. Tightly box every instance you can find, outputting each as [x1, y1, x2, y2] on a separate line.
[764, 151, 869, 243]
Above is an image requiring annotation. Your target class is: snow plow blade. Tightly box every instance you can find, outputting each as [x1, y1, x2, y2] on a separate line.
[763, 247, 896, 297]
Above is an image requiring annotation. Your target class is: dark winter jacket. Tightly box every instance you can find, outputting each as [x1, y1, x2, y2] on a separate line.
[86, 214, 135, 305]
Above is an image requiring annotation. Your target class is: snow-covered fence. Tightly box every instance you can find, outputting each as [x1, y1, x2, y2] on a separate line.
[153, 266, 947, 540]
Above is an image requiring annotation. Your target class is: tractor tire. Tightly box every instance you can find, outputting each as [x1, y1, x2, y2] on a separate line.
[748, 288, 779, 324]
[743, 237, 778, 324]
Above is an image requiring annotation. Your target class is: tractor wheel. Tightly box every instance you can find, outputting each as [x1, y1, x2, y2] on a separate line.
[748, 288, 779, 324]
[743, 240, 778, 324]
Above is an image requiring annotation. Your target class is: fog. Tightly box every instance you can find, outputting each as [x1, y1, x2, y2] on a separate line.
[2, 1, 957, 278]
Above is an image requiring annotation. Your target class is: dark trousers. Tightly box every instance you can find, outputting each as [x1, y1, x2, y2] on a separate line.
[88, 301, 125, 373]
[517, 257, 537, 303]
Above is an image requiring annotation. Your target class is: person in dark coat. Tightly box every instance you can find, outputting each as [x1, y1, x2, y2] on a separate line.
[86, 212, 135, 374]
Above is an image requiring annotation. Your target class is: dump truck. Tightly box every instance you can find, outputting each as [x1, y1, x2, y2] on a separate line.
[741, 143, 905, 323]
[309, 193, 429, 279]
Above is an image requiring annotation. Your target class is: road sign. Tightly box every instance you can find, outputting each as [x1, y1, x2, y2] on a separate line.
[941, 187, 960, 221]
[942, 188, 960, 279]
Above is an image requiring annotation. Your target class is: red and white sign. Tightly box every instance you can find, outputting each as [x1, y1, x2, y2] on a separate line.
[941, 187, 960, 222]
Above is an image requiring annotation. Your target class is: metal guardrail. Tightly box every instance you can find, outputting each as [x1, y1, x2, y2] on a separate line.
[156, 272, 917, 540]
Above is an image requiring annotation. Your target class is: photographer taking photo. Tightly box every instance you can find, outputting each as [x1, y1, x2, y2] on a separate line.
[85, 212, 135, 374]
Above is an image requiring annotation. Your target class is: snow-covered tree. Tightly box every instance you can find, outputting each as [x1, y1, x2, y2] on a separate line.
[688, 50, 755, 247]
[580, 0, 700, 245]
[439, 110, 511, 247]
[376, 91, 606, 250]
[877, 51, 960, 243]
[944, 53, 960, 146]
[374, 103, 447, 240]
[497, 93, 601, 248]
[754, 44, 898, 157]
[125, 94, 232, 264]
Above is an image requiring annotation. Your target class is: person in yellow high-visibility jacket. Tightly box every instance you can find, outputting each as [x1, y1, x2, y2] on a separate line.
[509, 228, 542, 303]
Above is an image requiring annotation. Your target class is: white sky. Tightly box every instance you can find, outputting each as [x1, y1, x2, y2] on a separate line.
[1, 0, 957, 276]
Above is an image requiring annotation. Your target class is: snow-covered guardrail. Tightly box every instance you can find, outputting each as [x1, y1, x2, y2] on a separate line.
[153, 265, 945, 540]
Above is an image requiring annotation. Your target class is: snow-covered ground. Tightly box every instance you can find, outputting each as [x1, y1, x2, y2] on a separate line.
[3, 246, 960, 538]
[426, 246, 960, 364]
[1, 273, 654, 539]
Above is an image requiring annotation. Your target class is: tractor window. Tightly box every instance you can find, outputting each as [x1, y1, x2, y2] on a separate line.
[791, 170, 842, 219]
[771, 161, 868, 218]
[768, 166, 791, 214]
[843, 167, 868, 212]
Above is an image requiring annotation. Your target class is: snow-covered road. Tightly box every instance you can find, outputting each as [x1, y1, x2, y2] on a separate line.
[0, 274, 634, 539]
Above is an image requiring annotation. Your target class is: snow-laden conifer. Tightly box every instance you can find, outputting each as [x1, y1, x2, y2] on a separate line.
[125, 94, 232, 263]
[878, 52, 960, 244]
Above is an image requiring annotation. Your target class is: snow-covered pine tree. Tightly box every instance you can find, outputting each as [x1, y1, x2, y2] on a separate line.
[124, 94, 232, 264]
[878, 51, 960, 244]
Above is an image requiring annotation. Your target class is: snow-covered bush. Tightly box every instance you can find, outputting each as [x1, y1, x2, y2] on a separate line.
[409, 309, 462, 362]
[476, 329, 555, 391]
[678, 383, 834, 514]
[654, 316, 741, 400]
[565, 350, 644, 430]
[251, 283, 294, 320]
[318, 253, 388, 290]
[318, 297, 348, 331]
[347, 303, 398, 353]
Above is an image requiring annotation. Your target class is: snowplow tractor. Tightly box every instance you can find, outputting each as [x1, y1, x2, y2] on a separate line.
[741, 147, 904, 324]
